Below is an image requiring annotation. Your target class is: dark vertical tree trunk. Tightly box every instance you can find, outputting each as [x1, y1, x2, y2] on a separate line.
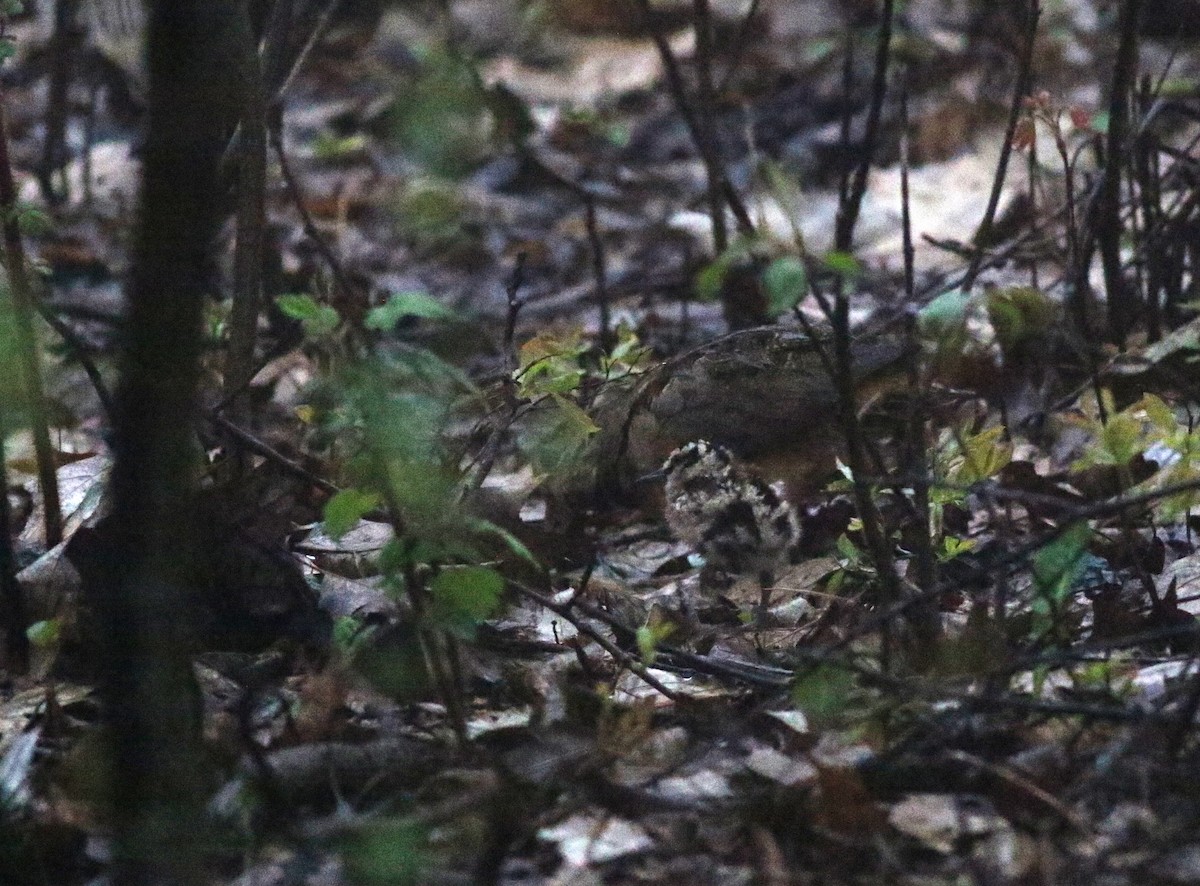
[95, 3, 239, 882]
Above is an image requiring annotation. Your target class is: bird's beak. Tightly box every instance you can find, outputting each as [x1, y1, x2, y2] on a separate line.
[636, 467, 666, 485]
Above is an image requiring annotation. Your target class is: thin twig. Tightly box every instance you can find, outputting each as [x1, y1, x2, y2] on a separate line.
[632, 0, 754, 238]
[512, 581, 682, 701]
[34, 300, 116, 420]
[39, 0, 81, 204]
[270, 123, 361, 301]
[833, 0, 895, 252]
[465, 255, 527, 496]
[583, 195, 612, 352]
[898, 68, 916, 308]
[692, 0, 727, 252]
[961, 0, 1040, 293]
[945, 749, 1090, 833]
[897, 69, 935, 599]
[832, 472, 1200, 653]
[822, 0, 912, 653]
[716, 0, 763, 95]
[1165, 660, 1200, 757]
[267, 0, 341, 107]
[206, 411, 339, 495]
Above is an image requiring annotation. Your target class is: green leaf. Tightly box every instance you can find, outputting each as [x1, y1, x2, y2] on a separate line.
[917, 288, 971, 338]
[516, 329, 587, 397]
[362, 390, 449, 464]
[331, 615, 363, 653]
[958, 426, 1012, 484]
[379, 458, 460, 536]
[431, 566, 504, 616]
[468, 517, 540, 568]
[984, 285, 1056, 349]
[835, 533, 861, 563]
[822, 250, 861, 279]
[635, 609, 676, 664]
[394, 179, 469, 247]
[276, 293, 323, 320]
[1029, 521, 1095, 644]
[365, 291, 457, 330]
[312, 130, 368, 162]
[276, 294, 340, 337]
[694, 234, 760, 301]
[602, 324, 650, 375]
[1032, 522, 1091, 607]
[26, 618, 59, 648]
[695, 257, 729, 301]
[636, 625, 659, 663]
[938, 536, 975, 562]
[1099, 411, 1143, 465]
[11, 205, 50, 236]
[379, 538, 411, 575]
[340, 816, 428, 885]
[388, 46, 495, 178]
[763, 256, 807, 316]
[792, 665, 857, 725]
[323, 488, 381, 540]
[429, 565, 505, 636]
[1139, 393, 1177, 433]
[516, 394, 599, 477]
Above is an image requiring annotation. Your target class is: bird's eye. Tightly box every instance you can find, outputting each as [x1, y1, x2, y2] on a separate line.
[664, 442, 706, 472]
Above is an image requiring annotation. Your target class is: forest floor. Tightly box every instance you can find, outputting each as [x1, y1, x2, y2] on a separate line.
[8, 1, 1200, 883]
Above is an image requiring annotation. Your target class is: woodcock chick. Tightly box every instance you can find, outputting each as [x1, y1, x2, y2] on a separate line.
[660, 440, 801, 606]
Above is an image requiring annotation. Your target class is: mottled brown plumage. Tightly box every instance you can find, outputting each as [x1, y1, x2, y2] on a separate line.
[661, 440, 800, 594]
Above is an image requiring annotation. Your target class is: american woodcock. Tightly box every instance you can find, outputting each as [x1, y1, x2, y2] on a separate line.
[625, 327, 912, 499]
[650, 327, 909, 459]
[659, 439, 801, 603]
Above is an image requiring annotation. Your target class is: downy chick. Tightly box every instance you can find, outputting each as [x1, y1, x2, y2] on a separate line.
[661, 440, 801, 605]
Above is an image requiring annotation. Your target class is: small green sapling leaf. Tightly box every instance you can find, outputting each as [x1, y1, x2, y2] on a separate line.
[323, 488, 381, 540]
[763, 256, 807, 316]
[429, 565, 505, 637]
[277, 293, 340, 337]
[366, 291, 457, 330]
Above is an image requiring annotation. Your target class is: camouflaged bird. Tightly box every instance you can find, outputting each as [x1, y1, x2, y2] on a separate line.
[661, 440, 801, 604]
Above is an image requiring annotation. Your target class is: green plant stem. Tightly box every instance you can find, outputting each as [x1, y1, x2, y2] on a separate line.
[0, 85, 62, 548]
[826, 0, 931, 649]
[373, 458, 470, 745]
[406, 560, 469, 746]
